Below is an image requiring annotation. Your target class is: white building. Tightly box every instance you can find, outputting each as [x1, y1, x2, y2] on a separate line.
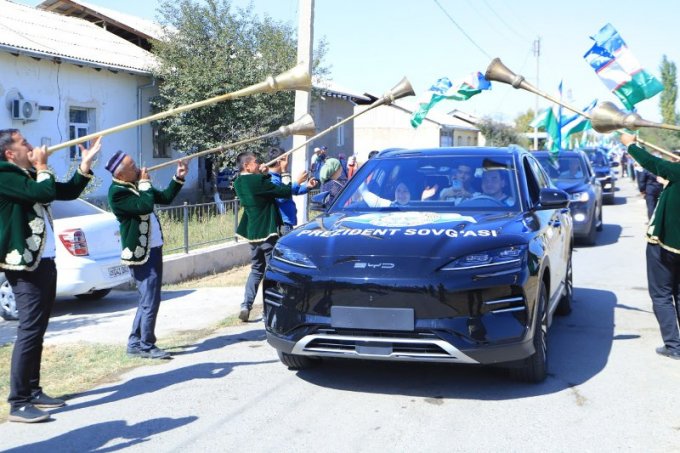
[0, 0, 198, 202]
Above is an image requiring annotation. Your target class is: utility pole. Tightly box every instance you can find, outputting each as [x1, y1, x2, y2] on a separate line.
[292, 0, 314, 224]
[533, 36, 541, 150]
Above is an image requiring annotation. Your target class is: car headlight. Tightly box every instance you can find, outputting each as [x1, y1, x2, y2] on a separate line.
[571, 191, 590, 202]
[441, 245, 526, 271]
[272, 243, 317, 269]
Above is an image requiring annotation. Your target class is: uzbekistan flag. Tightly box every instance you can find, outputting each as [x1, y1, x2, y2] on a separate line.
[410, 72, 491, 128]
[584, 23, 663, 110]
[560, 99, 598, 140]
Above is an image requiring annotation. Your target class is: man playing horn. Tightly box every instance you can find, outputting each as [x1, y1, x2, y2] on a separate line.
[0, 129, 101, 423]
[233, 151, 292, 322]
[621, 133, 680, 360]
[106, 151, 188, 360]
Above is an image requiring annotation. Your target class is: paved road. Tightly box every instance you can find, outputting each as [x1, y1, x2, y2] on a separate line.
[1, 177, 679, 452]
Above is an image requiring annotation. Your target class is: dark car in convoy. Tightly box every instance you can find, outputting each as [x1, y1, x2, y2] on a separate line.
[263, 146, 573, 383]
[580, 147, 617, 204]
[534, 150, 603, 245]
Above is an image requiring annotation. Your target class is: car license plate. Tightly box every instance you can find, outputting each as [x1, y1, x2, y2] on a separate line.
[331, 306, 414, 331]
[108, 265, 129, 278]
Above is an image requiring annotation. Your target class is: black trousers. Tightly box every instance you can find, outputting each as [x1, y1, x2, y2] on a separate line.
[5, 258, 57, 408]
[242, 237, 277, 310]
[645, 194, 660, 220]
[646, 243, 680, 351]
[128, 246, 163, 351]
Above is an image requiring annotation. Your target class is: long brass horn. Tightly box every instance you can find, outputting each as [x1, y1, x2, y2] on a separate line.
[146, 113, 316, 172]
[590, 101, 680, 133]
[47, 63, 311, 155]
[263, 77, 415, 167]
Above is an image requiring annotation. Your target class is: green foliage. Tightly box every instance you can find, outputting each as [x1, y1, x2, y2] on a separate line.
[514, 109, 536, 133]
[478, 118, 529, 148]
[659, 55, 678, 126]
[151, 0, 328, 172]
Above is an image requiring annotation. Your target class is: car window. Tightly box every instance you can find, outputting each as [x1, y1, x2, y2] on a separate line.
[331, 155, 521, 212]
[535, 155, 587, 182]
[51, 199, 105, 219]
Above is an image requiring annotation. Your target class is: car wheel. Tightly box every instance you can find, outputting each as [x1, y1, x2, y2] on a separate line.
[277, 350, 319, 370]
[584, 214, 598, 245]
[74, 288, 112, 301]
[556, 255, 573, 316]
[596, 207, 604, 232]
[510, 283, 548, 383]
[0, 274, 18, 321]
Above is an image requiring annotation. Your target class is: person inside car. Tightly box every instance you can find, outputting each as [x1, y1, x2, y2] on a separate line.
[473, 169, 514, 206]
[358, 181, 414, 208]
[440, 163, 475, 202]
[560, 159, 584, 179]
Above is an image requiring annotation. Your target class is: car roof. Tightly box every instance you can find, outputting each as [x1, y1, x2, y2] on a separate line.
[377, 146, 528, 158]
[532, 150, 587, 158]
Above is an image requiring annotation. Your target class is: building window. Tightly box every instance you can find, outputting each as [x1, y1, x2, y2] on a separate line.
[68, 107, 95, 159]
[336, 117, 345, 147]
[440, 130, 452, 147]
[153, 123, 172, 158]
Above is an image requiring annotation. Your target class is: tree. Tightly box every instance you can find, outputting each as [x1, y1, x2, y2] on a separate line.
[514, 109, 536, 133]
[659, 55, 677, 125]
[151, 0, 328, 186]
[478, 118, 529, 148]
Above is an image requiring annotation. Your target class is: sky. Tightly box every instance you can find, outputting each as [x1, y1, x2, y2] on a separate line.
[15, 0, 680, 124]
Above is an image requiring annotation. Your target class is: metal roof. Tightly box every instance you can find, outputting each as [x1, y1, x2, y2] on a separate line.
[0, 0, 157, 74]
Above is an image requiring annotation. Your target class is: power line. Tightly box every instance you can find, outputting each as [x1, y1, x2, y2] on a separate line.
[432, 0, 492, 60]
[481, 0, 530, 42]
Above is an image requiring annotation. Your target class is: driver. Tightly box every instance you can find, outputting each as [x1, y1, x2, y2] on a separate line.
[560, 159, 584, 178]
[473, 169, 514, 206]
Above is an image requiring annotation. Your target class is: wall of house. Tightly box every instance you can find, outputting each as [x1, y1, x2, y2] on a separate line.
[0, 52, 199, 205]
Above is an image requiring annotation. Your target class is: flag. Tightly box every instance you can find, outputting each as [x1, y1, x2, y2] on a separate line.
[584, 23, 663, 110]
[529, 109, 548, 129]
[561, 99, 598, 141]
[410, 72, 491, 128]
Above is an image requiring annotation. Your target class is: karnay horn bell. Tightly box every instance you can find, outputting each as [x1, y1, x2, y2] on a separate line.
[146, 113, 316, 172]
[263, 76, 415, 167]
[46, 63, 312, 155]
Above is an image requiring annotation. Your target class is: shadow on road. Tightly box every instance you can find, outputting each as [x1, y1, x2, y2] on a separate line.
[295, 287, 614, 400]
[54, 359, 275, 414]
[594, 223, 622, 246]
[4, 416, 198, 453]
[169, 328, 266, 356]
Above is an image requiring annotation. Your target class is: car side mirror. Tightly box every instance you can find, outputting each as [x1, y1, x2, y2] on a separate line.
[310, 191, 330, 211]
[537, 188, 570, 210]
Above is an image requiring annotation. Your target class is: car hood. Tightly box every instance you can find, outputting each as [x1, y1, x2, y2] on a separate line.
[281, 210, 530, 263]
[554, 180, 590, 193]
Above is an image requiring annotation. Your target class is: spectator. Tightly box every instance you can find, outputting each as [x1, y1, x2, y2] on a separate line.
[267, 147, 318, 235]
[319, 158, 346, 205]
[309, 146, 327, 180]
[346, 155, 358, 179]
[637, 166, 665, 220]
[338, 153, 348, 178]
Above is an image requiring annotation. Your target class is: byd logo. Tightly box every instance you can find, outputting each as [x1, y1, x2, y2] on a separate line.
[353, 262, 395, 269]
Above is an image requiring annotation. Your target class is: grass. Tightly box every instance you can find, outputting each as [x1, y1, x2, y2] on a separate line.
[0, 265, 252, 422]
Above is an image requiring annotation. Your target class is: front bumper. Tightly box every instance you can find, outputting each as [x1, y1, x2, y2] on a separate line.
[263, 259, 540, 366]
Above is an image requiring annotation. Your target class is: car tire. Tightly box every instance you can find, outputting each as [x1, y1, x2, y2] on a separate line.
[74, 288, 112, 301]
[556, 255, 573, 316]
[584, 214, 598, 245]
[510, 283, 548, 383]
[277, 350, 319, 370]
[0, 273, 18, 321]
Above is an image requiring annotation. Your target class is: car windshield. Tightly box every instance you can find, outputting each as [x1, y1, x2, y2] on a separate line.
[51, 199, 105, 219]
[330, 155, 521, 213]
[586, 151, 608, 167]
[535, 156, 587, 182]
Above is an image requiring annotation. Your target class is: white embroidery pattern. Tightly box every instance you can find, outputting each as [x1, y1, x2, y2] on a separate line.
[139, 235, 147, 247]
[36, 172, 52, 183]
[140, 214, 150, 221]
[5, 250, 21, 265]
[29, 217, 45, 235]
[33, 204, 42, 215]
[139, 221, 149, 234]
[121, 248, 133, 260]
[26, 235, 41, 251]
[138, 181, 152, 191]
[23, 249, 33, 263]
[133, 246, 145, 258]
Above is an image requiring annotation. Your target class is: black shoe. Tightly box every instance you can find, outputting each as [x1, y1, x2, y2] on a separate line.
[8, 404, 50, 423]
[30, 391, 65, 409]
[127, 347, 142, 357]
[239, 307, 250, 322]
[656, 346, 680, 360]
[139, 347, 171, 359]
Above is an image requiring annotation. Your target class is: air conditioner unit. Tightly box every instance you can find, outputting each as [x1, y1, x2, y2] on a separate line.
[11, 99, 40, 121]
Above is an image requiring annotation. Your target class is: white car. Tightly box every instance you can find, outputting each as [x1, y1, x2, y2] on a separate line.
[0, 198, 130, 320]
